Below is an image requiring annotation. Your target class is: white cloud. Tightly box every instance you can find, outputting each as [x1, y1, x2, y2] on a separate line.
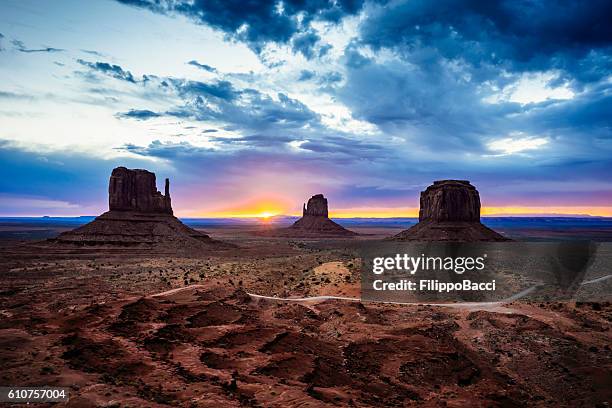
[287, 139, 307, 150]
[487, 135, 549, 155]
[485, 71, 575, 105]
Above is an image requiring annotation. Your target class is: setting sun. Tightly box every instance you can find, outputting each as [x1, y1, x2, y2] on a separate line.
[192, 198, 291, 218]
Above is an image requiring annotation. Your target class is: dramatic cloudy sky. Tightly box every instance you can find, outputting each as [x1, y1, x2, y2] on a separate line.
[1, 0, 611, 217]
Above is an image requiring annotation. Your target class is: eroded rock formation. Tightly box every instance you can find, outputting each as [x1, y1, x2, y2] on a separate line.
[302, 194, 328, 217]
[419, 180, 479, 222]
[109, 167, 172, 214]
[263, 194, 356, 237]
[392, 180, 509, 241]
[291, 194, 356, 236]
[54, 167, 227, 251]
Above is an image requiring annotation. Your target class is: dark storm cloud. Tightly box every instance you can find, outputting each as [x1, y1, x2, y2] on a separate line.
[337, 49, 512, 152]
[187, 60, 217, 73]
[332, 0, 612, 159]
[337, 47, 611, 159]
[173, 79, 239, 100]
[163, 78, 320, 131]
[344, 43, 371, 69]
[115, 109, 161, 120]
[120, 140, 215, 159]
[291, 30, 320, 59]
[244, 92, 319, 127]
[105, 66, 321, 134]
[359, 0, 612, 84]
[319, 71, 343, 85]
[318, 44, 333, 58]
[11, 39, 64, 53]
[76, 59, 137, 83]
[116, 0, 368, 56]
[298, 70, 315, 81]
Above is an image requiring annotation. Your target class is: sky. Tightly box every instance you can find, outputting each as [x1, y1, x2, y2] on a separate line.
[0, 0, 611, 217]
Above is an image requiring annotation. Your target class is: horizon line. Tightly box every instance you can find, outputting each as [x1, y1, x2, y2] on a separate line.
[3, 205, 612, 219]
[1, 213, 610, 219]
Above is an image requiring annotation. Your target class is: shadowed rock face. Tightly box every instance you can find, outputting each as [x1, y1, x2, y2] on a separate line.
[261, 194, 356, 237]
[54, 167, 228, 251]
[109, 167, 172, 214]
[419, 180, 479, 222]
[289, 194, 355, 236]
[303, 194, 328, 217]
[393, 180, 509, 242]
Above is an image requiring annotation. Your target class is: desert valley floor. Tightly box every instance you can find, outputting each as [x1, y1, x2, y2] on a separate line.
[1, 224, 611, 407]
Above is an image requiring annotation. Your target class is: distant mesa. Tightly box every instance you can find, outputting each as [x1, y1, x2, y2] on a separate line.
[391, 180, 510, 241]
[264, 194, 356, 237]
[53, 167, 228, 251]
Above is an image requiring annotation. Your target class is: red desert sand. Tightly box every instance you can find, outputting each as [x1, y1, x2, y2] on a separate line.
[0, 171, 610, 407]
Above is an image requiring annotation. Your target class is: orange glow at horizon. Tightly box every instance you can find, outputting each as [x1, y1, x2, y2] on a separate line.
[181, 205, 612, 218]
[186, 198, 289, 219]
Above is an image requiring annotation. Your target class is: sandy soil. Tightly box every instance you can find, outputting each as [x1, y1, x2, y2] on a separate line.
[0, 227, 610, 407]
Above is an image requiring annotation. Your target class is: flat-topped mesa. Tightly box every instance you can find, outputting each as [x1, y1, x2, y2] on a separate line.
[53, 166, 230, 251]
[261, 193, 356, 237]
[419, 180, 480, 222]
[108, 167, 172, 214]
[391, 180, 509, 242]
[303, 194, 328, 217]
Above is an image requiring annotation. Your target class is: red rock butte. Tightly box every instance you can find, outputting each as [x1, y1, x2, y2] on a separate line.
[392, 180, 510, 241]
[108, 167, 173, 214]
[53, 167, 227, 251]
[265, 194, 356, 237]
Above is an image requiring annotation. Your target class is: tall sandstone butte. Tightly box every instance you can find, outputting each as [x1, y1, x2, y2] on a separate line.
[108, 167, 172, 214]
[289, 194, 356, 236]
[54, 167, 225, 251]
[263, 194, 356, 237]
[419, 180, 480, 222]
[392, 180, 509, 241]
[302, 194, 329, 217]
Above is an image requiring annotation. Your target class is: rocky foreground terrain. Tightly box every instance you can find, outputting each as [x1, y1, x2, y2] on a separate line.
[1, 233, 610, 408]
[0, 170, 610, 407]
